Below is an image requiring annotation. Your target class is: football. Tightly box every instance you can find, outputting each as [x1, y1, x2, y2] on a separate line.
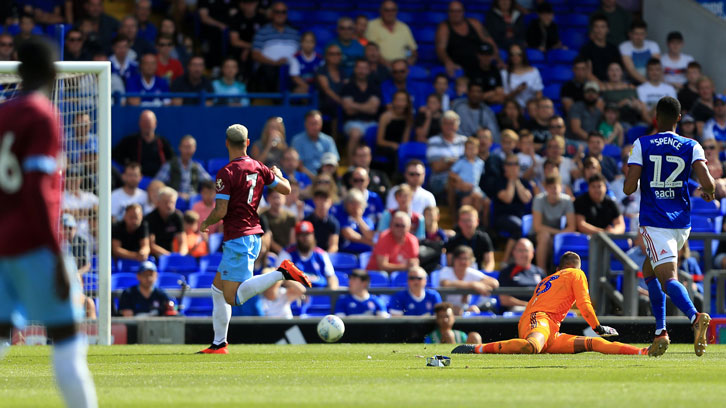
[317, 315, 345, 343]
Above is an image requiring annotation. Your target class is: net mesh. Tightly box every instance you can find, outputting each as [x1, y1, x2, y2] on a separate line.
[0, 72, 102, 344]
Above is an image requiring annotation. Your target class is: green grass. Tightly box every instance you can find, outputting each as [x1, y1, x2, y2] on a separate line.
[2, 344, 726, 407]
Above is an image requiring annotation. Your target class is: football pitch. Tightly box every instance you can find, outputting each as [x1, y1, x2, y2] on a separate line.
[2, 344, 726, 407]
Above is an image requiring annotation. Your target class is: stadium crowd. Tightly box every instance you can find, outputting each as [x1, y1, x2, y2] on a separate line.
[3, 0, 723, 324]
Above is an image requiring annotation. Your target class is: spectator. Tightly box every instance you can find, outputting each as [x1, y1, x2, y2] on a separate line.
[283, 179, 305, 221]
[376, 90, 412, 167]
[445, 206, 495, 271]
[539, 136, 578, 193]
[145, 187, 187, 256]
[261, 268, 307, 319]
[118, 261, 174, 317]
[111, 162, 149, 220]
[548, 115, 567, 140]
[65, 112, 98, 173]
[63, 29, 90, 61]
[448, 137, 486, 213]
[365, 42, 390, 86]
[702, 95, 726, 145]
[481, 128, 518, 198]
[572, 157, 618, 199]
[354, 15, 368, 46]
[334, 270, 389, 317]
[170, 55, 214, 106]
[83, 0, 119, 53]
[636, 58, 677, 116]
[211, 57, 249, 106]
[598, 103, 624, 146]
[526, 2, 562, 52]
[339, 189, 376, 254]
[497, 97, 525, 133]
[191, 180, 221, 234]
[427, 110, 468, 196]
[0, 34, 12, 61]
[574, 173, 625, 234]
[197, 0, 234, 68]
[593, 0, 632, 46]
[126, 53, 171, 107]
[113, 110, 174, 177]
[389, 266, 442, 316]
[423, 206, 454, 243]
[62, 214, 90, 275]
[453, 81, 501, 140]
[677, 61, 702, 113]
[303, 189, 340, 253]
[247, 118, 285, 168]
[309, 173, 341, 208]
[600, 62, 649, 126]
[290, 110, 340, 176]
[385, 159, 436, 215]
[578, 14, 622, 82]
[691, 76, 717, 128]
[365, 0, 417, 65]
[586, 131, 619, 181]
[439, 245, 499, 314]
[381, 59, 427, 109]
[154, 135, 212, 201]
[280, 147, 312, 190]
[155, 34, 184, 84]
[568, 81, 603, 143]
[432, 74, 454, 111]
[493, 153, 534, 262]
[679, 114, 699, 141]
[289, 31, 323, 94]
[119, 15, 156, 61]
[317, 153, 342, 188]
[62, 168, 99, 230]
[378, 184, 425, 239]
[501, 43, 544, 109]
[436, 0, 500, 78]
[560, 56, 589, 114]
[158, 18, 190, 67]
[111, 203, 150, 261]
[251, 1, 299, 92]
[425, 302, 482, 343]
[415, 94, 444, 141]
[277, 221, 339, 288]
[348, 167, 385, 220]
[134, 0, 156, 43]
[619, 20, 659, 85]
[526, 97, 554, 148]
[342, 145, 391, 198]
[331, 17, 365, 78]
[517, 130, 543, 181]
[367, 211, 419, 272]
[260, 189, 297, 254]
[173, 210, 209, 257]
[498, 238, 546, 311]
[485, 0, 526, 50]
[469, 43, 506, 106]
[532, 175, 575, 269]
[145, 179, 165, 215]
[109, 35, 139, 86]
[342, 59, 382, 161]
[316, 44, 345, 124]
[609, 149, 640, 227]
[228, 0, 268, 80]
[661, 31, 693, 90]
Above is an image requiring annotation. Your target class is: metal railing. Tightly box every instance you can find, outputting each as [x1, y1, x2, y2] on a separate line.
[113, 91, 318, 107]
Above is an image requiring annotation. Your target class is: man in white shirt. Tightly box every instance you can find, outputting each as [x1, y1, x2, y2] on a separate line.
[619, 20, 660, 84]
[111, 162, 149, 220]
[437, 245, 498, 315]
[386, 160, 436, 214]
[660, 31, 693, 89]
[637, 58, 676, 116]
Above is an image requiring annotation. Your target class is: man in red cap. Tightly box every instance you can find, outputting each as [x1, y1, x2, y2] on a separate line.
[277, 221, 339, 288]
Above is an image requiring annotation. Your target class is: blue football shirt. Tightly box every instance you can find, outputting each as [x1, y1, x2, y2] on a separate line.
[388, 289, 442, 316]
[334, 294, 388, 317]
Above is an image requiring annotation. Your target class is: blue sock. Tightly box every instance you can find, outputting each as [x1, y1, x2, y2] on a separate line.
[665, 278, 698, 323]
[645, 276, 666, 334]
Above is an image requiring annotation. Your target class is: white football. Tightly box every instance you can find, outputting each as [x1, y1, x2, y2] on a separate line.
[317, 314, 345, 343]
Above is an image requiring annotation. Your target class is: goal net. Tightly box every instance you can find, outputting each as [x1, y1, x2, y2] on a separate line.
[0, 62, 112, 345]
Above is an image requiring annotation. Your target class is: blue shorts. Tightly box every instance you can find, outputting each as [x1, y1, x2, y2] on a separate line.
[218, 235, 261, 283]
[0, 247, 83, 327]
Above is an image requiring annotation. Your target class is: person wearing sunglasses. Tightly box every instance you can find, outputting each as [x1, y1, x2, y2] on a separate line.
[365, 0, 417, 66]
[389, 266, 442, 316]
[63, 29, 89, 61]
[366, 211, 419, 273]
[334, 270, 389, 317]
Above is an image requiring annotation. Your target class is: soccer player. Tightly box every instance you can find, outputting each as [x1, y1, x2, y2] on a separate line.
[623, 96, 715, 357]
[452, 252, 648, 355]
[0, 38, 98, 407]
[197, 124, 311, 354]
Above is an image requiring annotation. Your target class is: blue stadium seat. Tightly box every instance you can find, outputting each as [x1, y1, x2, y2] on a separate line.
[314, 11, 345, 24]
[199, 253, 223, 272]
[335, 271, 349, 287]
[553, 232, 589, 265]
[117, 259, 143, 273]
[368, 271, 389, 288]
[302, 295, 331, 316]
[429, 66, 464, 79]
[111, 273, 138, 291]
[180, 272, 215, 315]
[209, 233, 224, 253]
[286, 10, 306, 24]
[428, 269, 440, 287]
[691, 197, 721, 217]
[625, 125, 649, 145]
[417, 44, 437, 64]
[188, 272, 216, 288]
[175, 196, 189, 212]
[358, 251, 372, 269]
[483, 270, 500, 280]
[543, 83, 562, 102]
[408, 65, 429, 80]
[499, 49, 508, 62]
[557, 14, 590, 28]
[329, 252, 358, 272]
[138, 176, 152, 190]
[390, 271, 408, 287]
[158, 254, 198, 274]
[547, 48, 578, 65]
[397, 142, 428, 173]
[540, 65, 573, 83]
[560, 29, 586, 50]
[521, 214, 533, 237]
[206, 157, 228, 176]
[689, 215, 722, 257]
[364, 125, 378, 149]
[526, 48, 545, 64]
[157, 272, 185, 289]
[602, 144, 621, 160]
[396, 11, 415, 24]
[413, 28, 436, 44]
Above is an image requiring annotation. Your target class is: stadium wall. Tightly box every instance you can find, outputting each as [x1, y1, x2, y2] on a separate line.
[111, 106, 310, 161]
[644, 0, 726, 91]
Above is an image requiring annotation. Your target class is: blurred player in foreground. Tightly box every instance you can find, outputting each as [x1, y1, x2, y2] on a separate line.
[452, 252, 648, 355]
[0, 38, 98, 407]
[624, 96, 714, 357]
[197, 124, 311, 354]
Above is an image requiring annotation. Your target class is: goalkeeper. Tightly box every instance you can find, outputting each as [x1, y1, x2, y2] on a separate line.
[453, 252, 648, 355]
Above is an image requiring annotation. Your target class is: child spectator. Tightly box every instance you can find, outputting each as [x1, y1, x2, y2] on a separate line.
[173, 210, 209, 257]
[598, 103, 624, 146]
[619, 20, 660, 84]
[449, 137, 486, 212]
[334, 270, 389, 317]
[517, 130, 543, 181]
[290, 31, 323, 95]
[661, 31, 694, 90]
[212, 57, 249, 106]
[283, 179, 305, 221]
[377, 184, 425, 239]
[192, 180, 221, 234]
[424, 302, 482, 344]
[423, 206, 454, 243]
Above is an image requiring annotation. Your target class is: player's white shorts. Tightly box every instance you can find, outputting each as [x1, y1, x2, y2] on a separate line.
[639, 225, 690, 268]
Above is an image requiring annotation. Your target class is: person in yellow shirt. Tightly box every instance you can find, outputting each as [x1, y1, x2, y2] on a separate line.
[452, 251, 648, 355]
[364, 0, 417, 65]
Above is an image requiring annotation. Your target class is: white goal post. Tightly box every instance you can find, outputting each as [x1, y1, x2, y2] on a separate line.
[0, 61, 112, 346]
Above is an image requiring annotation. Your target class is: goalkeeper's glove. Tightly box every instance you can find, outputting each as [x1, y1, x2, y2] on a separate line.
[594, 325, 619, 337]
